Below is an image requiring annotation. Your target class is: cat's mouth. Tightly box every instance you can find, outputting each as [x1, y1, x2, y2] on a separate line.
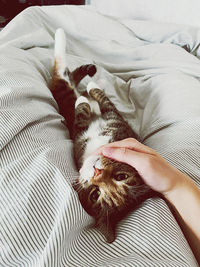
[93, 167, 102, 177]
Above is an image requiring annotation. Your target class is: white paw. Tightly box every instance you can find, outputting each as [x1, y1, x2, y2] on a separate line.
[87, 81, 102, 94]
[75, 96, 89, 108]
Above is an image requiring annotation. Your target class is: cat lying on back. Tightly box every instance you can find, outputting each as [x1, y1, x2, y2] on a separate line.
[50, 28, 157, 243]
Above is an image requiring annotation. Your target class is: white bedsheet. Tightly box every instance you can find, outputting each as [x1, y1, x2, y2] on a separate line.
[0, 5, 200, 266]
[87, 0, 200, 28]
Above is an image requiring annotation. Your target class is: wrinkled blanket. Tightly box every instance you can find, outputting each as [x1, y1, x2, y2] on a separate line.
[0, 5, 200, 267]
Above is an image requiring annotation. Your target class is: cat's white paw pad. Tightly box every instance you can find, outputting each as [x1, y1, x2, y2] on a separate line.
[87, 81, 102, 94]
[75, 96, 89, 108]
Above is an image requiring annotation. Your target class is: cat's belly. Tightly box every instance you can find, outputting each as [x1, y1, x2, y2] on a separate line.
[82, 118, 112, 161]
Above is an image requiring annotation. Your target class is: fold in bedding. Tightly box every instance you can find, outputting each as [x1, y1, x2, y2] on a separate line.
[0, 5, 200, 267]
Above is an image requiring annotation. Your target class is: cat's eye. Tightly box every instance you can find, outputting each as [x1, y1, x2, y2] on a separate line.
[114, 173, 129, 181]
[90, 188, 101, 203]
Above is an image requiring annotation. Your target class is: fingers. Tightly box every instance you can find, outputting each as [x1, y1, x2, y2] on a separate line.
[95, 138, 155, 156]
[102, 146, 146, 172]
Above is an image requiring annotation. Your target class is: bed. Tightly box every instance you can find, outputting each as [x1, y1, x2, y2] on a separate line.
[0, 1, 200, 266]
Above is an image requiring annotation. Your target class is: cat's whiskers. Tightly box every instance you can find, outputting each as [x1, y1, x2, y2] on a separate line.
[74, 177, 92, 194]
[72, 179, 80, 185]
[72, 178, 86, 194]
[76, 187, 84, 194]
[75, 184, 84, 194]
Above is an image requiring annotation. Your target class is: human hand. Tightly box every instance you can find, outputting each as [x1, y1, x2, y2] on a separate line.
[95, 138, 189, 198]
[96, 138, 200, 262]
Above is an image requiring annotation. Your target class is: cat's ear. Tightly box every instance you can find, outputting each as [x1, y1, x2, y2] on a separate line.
[95, 217, 116, 243]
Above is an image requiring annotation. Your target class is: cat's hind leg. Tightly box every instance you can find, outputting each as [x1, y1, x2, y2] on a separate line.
[51, 29, 97, 137]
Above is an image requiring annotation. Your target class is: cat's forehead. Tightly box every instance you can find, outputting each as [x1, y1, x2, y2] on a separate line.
[102, 156, 136, 173]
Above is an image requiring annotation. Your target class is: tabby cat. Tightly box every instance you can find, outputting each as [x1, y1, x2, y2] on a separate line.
[50, 28, 157, 243]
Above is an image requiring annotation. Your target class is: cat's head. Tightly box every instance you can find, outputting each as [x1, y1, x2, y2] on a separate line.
[73, 155, 157, 243]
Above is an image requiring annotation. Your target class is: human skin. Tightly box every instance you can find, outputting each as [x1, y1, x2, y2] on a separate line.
[95, 138, 200, 264]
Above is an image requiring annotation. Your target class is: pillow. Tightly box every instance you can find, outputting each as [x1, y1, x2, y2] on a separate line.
[86, 0, 200, 28]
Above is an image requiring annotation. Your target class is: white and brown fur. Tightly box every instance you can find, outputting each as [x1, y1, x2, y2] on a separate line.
[50, 29, 157, 243]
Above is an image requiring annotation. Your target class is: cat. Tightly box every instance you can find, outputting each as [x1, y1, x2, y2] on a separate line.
[50, 28, 157, 243]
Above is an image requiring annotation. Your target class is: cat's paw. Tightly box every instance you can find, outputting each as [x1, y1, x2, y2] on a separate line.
[87, 81, 102, 94]
[75, 96, 90, 108]
[86, 64, 97, 77]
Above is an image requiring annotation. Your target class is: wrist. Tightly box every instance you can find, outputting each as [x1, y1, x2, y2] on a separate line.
[163, 174, 197, 204]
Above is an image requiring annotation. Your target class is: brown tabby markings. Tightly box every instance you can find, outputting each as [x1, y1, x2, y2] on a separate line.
[92, 165, 125, 207]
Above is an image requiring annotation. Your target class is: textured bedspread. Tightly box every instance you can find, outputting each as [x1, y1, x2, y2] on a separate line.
[0, 5, 200, 267]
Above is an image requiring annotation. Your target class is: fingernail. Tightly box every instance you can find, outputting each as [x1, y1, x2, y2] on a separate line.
[102, 147, 113, 156]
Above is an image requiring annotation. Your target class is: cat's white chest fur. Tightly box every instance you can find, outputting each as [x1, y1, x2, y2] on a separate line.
[82, 118, 111, 161]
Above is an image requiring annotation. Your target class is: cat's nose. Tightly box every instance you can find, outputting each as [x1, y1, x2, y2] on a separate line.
[93, 168, 102, 179]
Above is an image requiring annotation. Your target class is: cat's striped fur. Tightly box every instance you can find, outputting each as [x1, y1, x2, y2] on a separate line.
[50, 28, 157, 243]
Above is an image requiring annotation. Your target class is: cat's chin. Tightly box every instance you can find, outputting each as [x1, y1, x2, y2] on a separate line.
[79, 154, 103, 183]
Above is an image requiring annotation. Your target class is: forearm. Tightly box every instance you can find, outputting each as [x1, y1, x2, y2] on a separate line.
[164, 177, 200, 263]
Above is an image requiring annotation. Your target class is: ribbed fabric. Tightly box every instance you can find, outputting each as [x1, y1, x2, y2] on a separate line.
[0, 5, 200, 267]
